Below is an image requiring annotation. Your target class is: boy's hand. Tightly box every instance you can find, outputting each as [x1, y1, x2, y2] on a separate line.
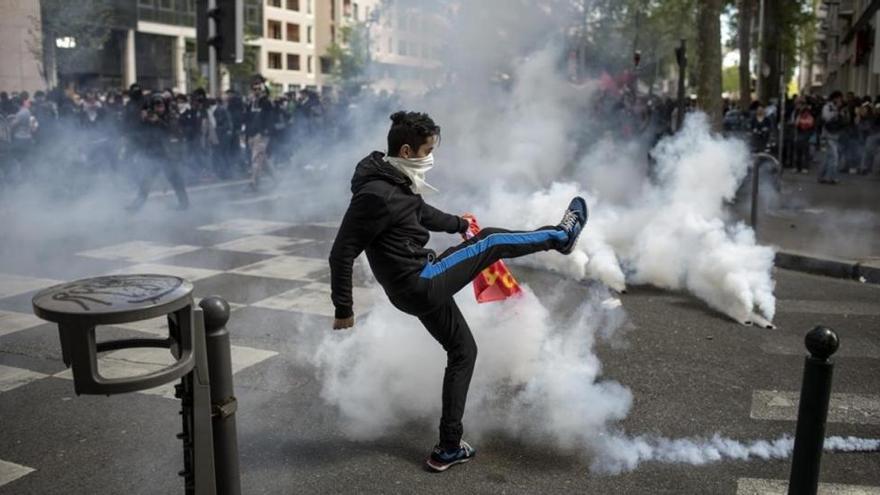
[333, 316, 355, 330]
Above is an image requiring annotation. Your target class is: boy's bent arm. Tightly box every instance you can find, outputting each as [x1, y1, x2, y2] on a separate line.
[421, 202, 468, 234]
[329, 192, 389, 319]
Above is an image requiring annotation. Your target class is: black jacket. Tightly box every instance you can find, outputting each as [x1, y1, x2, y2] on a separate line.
[329, 151, 468, 319]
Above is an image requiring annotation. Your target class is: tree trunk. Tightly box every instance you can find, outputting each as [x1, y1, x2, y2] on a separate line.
[738, 0, 754, 110]
[696, 0, 724, 131]
[758, 0, 781, 102]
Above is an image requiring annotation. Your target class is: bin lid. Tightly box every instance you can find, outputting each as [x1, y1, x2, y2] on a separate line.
[32, 274, 193, 326]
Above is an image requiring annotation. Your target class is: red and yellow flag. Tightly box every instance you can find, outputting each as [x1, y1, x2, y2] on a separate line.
[462, 214, 523, 303]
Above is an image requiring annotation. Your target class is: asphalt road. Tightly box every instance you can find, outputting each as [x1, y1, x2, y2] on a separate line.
[0, 183, 877, 494]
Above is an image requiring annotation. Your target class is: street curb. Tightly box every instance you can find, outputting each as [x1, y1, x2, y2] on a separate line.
[774, 251, 880, 285]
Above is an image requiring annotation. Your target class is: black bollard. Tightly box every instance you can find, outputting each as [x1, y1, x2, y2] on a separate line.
[787, 326, 840, 495]
[200, 296, 242, 495]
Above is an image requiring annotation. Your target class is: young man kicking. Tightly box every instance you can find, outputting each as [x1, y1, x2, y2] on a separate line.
[329, 111, 588, 472]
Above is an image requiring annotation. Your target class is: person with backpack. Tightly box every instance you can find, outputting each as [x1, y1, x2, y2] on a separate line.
[793, 97, 816, 173]
[819, 91, 844, 184]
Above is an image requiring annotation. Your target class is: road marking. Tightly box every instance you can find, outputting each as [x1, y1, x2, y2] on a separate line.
[760, 334, 880, 359]
[0, 310, 44, 338]
[252, 282, 373, 317]
[0, 364, 48, 392]
[737, 478, 880, 494]
[197, 219, 294, 236]
[231, 255, 328, 281]
[214, 235, 314, 256]
[54, 345, 277, 399]
[77, 241, 201, 263]
[109, 263, 221, 282]
[0, 274, 62, 299]
[751, 390, 880, 424]
[0, 459, 35, 487]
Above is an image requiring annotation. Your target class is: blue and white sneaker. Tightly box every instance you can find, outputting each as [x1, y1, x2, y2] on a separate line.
[425, 441, 476, 472]
[557, 196, 588, 255]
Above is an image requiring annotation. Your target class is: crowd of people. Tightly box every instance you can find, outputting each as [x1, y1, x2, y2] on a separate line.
[728, 90, 880, 185]
[0, 75, 398, 209]
[2, 74, 877, 208]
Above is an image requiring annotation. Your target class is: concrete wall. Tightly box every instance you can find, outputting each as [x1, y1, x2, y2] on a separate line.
[0, 0, 46, 92]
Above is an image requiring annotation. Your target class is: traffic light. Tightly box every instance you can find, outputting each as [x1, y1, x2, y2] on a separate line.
[197, 0, 243, 64]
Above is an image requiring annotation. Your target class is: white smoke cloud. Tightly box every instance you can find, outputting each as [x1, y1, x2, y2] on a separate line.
[592, 434, 880, 474]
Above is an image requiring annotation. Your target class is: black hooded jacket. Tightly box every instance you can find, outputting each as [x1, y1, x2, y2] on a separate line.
[329, 151, 468, 319]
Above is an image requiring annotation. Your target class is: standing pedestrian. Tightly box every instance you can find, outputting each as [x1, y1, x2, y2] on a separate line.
[126, 95, 189, 211]
[244, 75, 276, 191]
[819, 91, 844, 184]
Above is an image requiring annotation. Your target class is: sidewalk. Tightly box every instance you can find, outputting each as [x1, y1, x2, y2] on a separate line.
[756, 171, 880, 283]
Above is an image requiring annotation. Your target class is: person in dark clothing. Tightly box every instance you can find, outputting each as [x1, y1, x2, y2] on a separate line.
[244, 76, 277, 190]
[125, 95, 189, 211]
[750, 103, 773, 152]
[328, 111, 588, 473]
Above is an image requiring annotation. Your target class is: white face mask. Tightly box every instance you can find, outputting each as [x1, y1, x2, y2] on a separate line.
[385, 152, 437, 194]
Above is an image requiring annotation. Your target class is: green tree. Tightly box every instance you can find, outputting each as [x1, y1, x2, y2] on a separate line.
[324, 24, 369, 97]
[723, 65, 740, 94]
[29, 0, 121, 87]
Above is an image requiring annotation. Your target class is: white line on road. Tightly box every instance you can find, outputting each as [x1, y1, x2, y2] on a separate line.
[737, 478, 880, 494]
[0, 364, 48, 393]
[0, 459, 35, 488]
[751, 390, 880, 425]
[0, 310, 44, 339]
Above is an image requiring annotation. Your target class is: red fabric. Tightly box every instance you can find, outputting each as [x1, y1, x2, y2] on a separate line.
[461, 214, 523, 303]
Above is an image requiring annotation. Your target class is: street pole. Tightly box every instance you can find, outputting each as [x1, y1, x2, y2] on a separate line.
[676, 39, 687, 131]
[756, 0, 765, 102]
[778, 52, 785, 168]
[788, 326, 840, 495]
[208, 0, 218, 97]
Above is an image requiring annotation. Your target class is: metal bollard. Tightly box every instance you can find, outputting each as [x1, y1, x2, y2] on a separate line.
[200, 296, 242, 495]
[787, 326, 840, 495]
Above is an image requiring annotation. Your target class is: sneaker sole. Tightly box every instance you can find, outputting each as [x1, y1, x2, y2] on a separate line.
[560, 197, 589, 255]
[424, 456, 472, 473]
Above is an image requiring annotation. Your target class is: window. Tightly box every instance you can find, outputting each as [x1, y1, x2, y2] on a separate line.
[287, 23, 300, 42]
[286, 0, 299, 10]
[330, 0, 336, 20]
[287, 53, 301, 70]
[320, 57, 332, 74]
[138, 0, 154, 6]
[307, 26, 313, 43]
[398, 39, 406, 56]
[307, 0, 312, 14]
[158, 0, 172, 10]
[343, 0, 351, 17]
[267, 0, 281, 7]
[330, 25, 335, 43]
[353, 3, 358, 20]
[268, 52, 283, 69]
[307, 55, 313, 73]
[387, 36, 392, 53]
[268, 20, 282, 39]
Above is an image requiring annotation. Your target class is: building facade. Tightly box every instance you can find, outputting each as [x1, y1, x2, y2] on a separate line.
[0, 0, 45, 92]
[816, 0, 880, 96]
[253, 0, 445, 95]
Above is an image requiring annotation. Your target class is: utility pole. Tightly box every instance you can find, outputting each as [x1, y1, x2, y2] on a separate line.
[208, 0, 218, 96]
[675, 39, 687, 131]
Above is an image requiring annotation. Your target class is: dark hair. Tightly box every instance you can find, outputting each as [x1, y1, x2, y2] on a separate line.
[829, 90, 843, 100]
[387, 111, 440, 157]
